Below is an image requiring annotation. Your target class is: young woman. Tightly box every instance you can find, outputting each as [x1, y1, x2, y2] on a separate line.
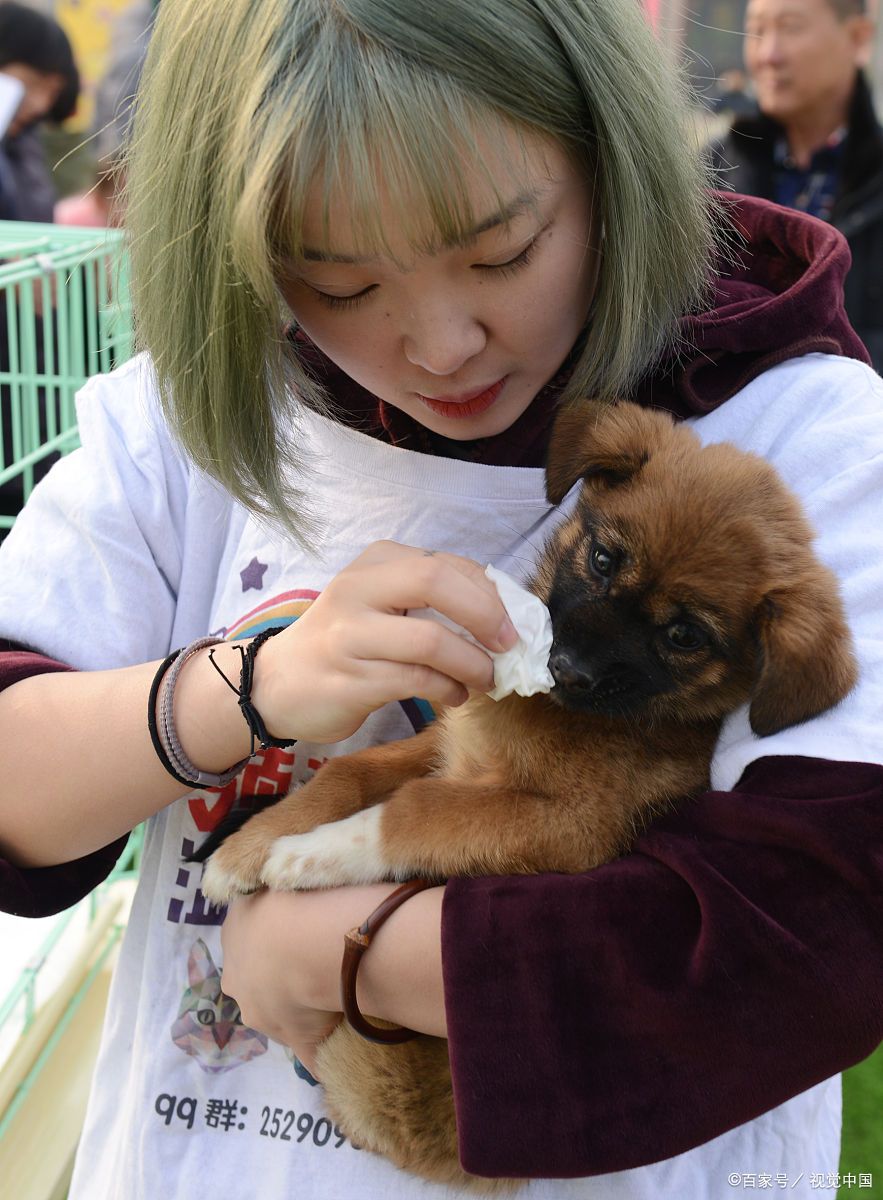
[0, 1, 880, 1197]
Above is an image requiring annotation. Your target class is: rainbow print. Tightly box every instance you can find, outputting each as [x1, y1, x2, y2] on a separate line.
[221, 589, 434, 733]
[224, 589, 320, 642]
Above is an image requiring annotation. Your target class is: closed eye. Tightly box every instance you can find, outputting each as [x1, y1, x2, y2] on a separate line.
[473, 237, 539, 278]
[308, 284, 378, 311]
[307, 242, 539, 308]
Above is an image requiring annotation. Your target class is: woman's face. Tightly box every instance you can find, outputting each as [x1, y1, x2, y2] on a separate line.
[278, 127, 599, 440]
[1, 63, 64, 136]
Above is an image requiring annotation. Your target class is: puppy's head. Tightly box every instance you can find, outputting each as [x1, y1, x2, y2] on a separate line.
[533, 401, 857, 736]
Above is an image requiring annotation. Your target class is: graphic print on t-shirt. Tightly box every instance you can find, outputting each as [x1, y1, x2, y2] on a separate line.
[171, 938, 269, 1073]
[162, 584, 438, 1110]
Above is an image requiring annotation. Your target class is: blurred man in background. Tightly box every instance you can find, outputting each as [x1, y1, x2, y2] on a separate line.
[710, 0, 883, 368]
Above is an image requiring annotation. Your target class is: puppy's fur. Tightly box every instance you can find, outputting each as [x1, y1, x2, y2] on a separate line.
[200, 401, 857, 1192]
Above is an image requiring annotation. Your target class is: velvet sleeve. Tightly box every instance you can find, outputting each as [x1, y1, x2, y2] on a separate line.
[0, 648, 128, 917]
[441, 754, 883, 1178]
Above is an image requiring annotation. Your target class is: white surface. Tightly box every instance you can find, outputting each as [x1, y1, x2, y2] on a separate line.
[0, 912, 60, 996]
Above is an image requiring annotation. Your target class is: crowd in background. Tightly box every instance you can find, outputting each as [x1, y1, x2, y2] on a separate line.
[0, 0, 150, 228]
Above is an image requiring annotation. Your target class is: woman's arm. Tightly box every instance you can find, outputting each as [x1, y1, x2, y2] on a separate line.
[219, 883, 446, 1076]
[444, 754, 883, 1177]
[0, 647, 247, 869]
[0, 542, 517, 869]
[218, 755, 883, 1176]
[0, 650, 132, 915]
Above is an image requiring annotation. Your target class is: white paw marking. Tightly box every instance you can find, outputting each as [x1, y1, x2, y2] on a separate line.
[261, 807, 390, 889]
[201, 857, 253, 906]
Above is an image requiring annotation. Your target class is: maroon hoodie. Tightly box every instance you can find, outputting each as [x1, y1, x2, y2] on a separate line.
[1, 195, 880, 1178]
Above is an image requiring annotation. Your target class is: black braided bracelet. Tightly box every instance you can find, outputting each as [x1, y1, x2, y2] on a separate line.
[207, 626, 297, 754]
[148, 648, 194, 787]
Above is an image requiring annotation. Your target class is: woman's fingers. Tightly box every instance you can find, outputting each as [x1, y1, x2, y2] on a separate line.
[336, 543, 518, 653]
[345, 612, 495, 694]
[248, 541, 519, 743]
[220, 892, 343, 1063]
[326, 656, 471, 713]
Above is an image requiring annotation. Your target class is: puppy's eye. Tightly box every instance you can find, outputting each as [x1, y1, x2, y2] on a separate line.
[665, 622, 708, 651]
[589, 544, 615, 578]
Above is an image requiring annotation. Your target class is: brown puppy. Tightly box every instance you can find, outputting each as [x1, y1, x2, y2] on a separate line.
[200, 400, 857, 1192]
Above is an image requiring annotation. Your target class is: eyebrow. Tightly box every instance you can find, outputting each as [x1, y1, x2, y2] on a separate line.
[300, 189, 542, 264]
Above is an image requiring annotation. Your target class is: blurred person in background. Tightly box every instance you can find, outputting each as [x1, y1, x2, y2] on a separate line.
[710, 66, 755, 120]
[0, 1, 79, 221]
[709, 0, 883, 368]
[56, 5, 151, 228]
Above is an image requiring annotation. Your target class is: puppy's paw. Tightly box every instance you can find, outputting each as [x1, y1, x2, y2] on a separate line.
[200, 842, 267, 906]
[261, 807, 392, 890]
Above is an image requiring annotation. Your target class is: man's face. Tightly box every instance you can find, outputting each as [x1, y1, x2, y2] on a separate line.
[744, 0, 872, 126]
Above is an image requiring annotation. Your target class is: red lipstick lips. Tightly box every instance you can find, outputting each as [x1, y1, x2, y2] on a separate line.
[417, 377, 507, 420]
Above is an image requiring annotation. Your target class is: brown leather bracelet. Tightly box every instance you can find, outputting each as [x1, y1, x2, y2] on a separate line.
[341, 878, 433, 1043]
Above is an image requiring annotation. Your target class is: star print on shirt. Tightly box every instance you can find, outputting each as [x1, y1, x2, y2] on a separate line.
[240, 557, 268, 592]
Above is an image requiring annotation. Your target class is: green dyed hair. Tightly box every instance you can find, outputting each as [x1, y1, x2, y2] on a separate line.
[126, 0, 717, 535]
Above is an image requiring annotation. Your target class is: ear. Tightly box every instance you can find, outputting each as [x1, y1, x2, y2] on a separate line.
[848, 15, 874, 71]
[749, 571, 858, 737]
[545, 400, 670, 504]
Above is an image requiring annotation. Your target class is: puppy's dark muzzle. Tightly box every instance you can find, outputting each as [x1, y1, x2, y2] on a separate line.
[549, 649, 645, 712]
[549, 649, 596, 692]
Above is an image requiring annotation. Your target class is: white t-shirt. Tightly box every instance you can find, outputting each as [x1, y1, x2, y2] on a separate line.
[2, 351, 882, 1199]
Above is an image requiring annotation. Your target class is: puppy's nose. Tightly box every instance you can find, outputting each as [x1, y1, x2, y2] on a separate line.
[549, 650, 596, 692]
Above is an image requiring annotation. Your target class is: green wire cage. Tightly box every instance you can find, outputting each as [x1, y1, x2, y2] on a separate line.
[0, 220, 134, 532]
[0, 221, 137, 1198]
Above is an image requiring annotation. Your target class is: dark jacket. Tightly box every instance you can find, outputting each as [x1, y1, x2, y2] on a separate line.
[709, 74, 883, 370]
[0, 127, 58, 222]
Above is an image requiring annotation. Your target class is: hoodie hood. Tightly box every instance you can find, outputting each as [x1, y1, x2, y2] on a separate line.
[633, 191, 871, 419]
[292, 192, 870, 464]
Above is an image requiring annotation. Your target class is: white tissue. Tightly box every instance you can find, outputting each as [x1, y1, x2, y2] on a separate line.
[406, 566, 554, 702]
[483, 565, 554, 701]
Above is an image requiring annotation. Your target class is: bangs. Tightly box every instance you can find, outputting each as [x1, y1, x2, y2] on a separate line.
[229, 24, 542, 285]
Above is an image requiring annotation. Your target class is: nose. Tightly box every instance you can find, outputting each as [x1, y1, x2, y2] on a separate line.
[17, 84, 55, 129]
[749, 30, 785, 67]
[549, 650, 597, 692]
[402, 298, 487, 377]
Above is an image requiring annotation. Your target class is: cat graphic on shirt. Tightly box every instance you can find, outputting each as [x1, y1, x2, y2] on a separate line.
[171, 938, 268, 1073]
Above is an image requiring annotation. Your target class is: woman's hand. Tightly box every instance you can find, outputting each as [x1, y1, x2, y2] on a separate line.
[220, 889, 342, 1075]
[219, 883, 447, 1076]
[250, 541, 518, 743]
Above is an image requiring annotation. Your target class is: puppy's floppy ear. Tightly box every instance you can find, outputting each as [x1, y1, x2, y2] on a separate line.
[545, 400, 672, 504]
[749, 567, 858, 737]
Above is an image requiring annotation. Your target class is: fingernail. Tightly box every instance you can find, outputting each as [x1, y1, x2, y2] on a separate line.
[496, 618, 518, 650]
